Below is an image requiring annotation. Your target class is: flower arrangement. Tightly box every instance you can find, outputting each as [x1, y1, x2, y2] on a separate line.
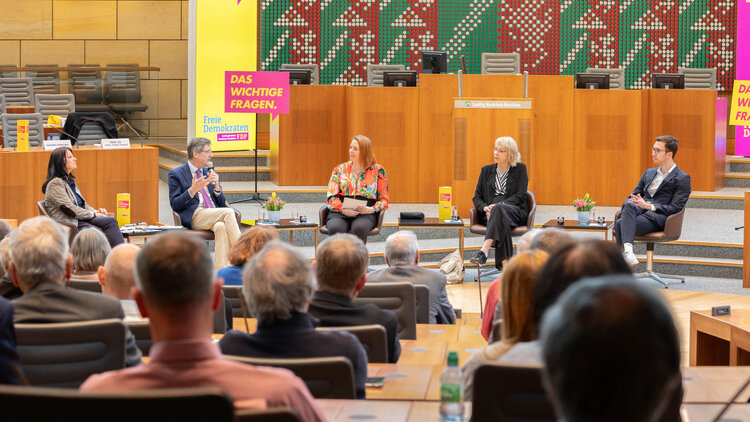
[573, 193, 596, 211]
[264, 192, 285, 211]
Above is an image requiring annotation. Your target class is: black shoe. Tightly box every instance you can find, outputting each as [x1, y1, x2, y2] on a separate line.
[470, 250, 487, 265]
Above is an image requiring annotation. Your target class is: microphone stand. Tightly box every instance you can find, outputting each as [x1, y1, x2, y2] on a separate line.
[232, 146, 264, 204]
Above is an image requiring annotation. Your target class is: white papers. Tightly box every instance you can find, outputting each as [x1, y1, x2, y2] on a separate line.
[101, 138, 131, 149]
[43, 139, 72, 151]
[343, 197, 368, 210]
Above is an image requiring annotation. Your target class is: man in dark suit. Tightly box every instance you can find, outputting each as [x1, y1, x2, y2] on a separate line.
[0, 296, 20, 384]
[168, 137, 241, 269]
[8, 216, 142, 367]
[367, 231, 456, 324]
[615, 135, 691, 266]
[308, 234, 401, 363]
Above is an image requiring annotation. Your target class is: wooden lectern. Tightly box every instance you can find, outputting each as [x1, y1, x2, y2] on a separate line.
[451, 98, 535, 217]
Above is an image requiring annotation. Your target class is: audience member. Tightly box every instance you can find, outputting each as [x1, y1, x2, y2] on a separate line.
[70, 228, 111, 282]
[81, 232, 325, 421]
[367, 231, 455, 324]
[0, 296, 20, 385]
[499, 239, 631, 364]
[462, 249, 548, 399]
[0, 237, 22, 300]
[98, 244, 143, 322]
[219, 241, 368, 398]
[541, 275, 681, 422]
[217, 225, 278, 286]
[480, 228, 573, 340]
[8, 217, 141, 366]
[308, 234, 401, 363]
[0, 220, 10, 241]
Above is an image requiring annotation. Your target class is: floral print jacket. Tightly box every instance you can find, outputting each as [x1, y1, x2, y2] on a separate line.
[326, 161, 390, 212]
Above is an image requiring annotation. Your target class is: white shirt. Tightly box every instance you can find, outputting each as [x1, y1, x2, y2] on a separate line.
[120, 299, 147, 322]
[647, 164, 676, 198]
[187, 161, 216, 208]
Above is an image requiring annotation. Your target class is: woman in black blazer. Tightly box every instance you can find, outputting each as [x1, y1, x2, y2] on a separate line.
[470, 136, 528, 270]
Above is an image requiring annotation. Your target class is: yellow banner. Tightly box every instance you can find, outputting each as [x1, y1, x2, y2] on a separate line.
[195, 0, 257, 152]
[16, 120, 29, 152]
[730, 80, 750, 126]
[117, 193, 131, 226]
[439, 186, 453, 220]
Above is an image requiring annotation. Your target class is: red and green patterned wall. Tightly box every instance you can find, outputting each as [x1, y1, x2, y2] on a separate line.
[260, 0, 736, 90]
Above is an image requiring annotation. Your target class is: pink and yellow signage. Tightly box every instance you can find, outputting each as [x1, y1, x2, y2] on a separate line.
[224, 71, 290, 120]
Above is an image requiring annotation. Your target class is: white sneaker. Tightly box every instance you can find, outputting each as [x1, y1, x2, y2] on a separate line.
[623, 250, 639, 267]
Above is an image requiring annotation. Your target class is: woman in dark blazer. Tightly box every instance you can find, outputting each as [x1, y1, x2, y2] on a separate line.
[470, 136, 528, 270]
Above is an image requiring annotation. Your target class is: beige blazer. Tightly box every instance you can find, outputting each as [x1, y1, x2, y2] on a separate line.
[44, 177, 95, 226]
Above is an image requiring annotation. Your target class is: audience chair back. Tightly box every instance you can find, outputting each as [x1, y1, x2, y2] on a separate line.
[1, 112, 44, 147]
[25, 64, 60, 94]
[354, 281, 417, 340]
[226, 355, 356, 399]
[366, 64, 406, 87]
[65, 280, 102, 293]
[481, 53, 521, 75]
[68, 64, 109, 112]
[37, 200, 78, 244]
[414, 284, 430, 324]
[235, 408, 301, 422]
[15, 319, 127, 388]
[318, 206, 387, 238]
[0, 65, 18, 78]
[223, 285, 248, 318]
[490, 319, 503, 344]
[472, 363, 556, 422]
[35, 93, 75, 120]
[76, 121, 109, 145]
[213, 289, 228, 334]
[126, 321, 152, 356]
[316, 324, 389, 363]
[0, 93, 5, 114]
[105, 64, 146, 105]
[585, 67, 625, 89]
[0, 385, 234, 422]
[0, 77, 34, 106]
[469, 191, 536, 238]
[679, 67, 717, 90]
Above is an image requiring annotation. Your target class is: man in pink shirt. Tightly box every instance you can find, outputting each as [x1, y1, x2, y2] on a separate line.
[81, 231, 326, 422]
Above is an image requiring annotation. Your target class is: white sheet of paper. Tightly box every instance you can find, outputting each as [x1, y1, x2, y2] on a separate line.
[343, 197, 368, 210]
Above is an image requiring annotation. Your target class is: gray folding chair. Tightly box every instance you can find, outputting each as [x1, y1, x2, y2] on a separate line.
[34, 93, 75, 121]
[585, 67, 625, 90]
[316, 324, 389, 363]
[1, 113, 44, 147]
[105, 64, 148, 138]
[15, 319, 127, 388]
[472, 363, 556, 422]
[354, 281, 417, 340]
[481, 53, 521, 75]
[0, 77, 34, 106]
[126, 320, 152, 356]
[225, 355, 356, 399]
[414, 284, 430, 324]
[679, 67, 717, 90]
[25, 64, 60, 94]
[68, 64, 109, 112]
[76, 121, 109, 145]
[366, 64, 406, 87]
[0, 385, 234, 422]
[0, 93, 5, 115]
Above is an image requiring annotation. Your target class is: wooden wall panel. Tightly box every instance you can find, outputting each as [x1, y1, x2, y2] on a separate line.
[417, 74, 457, 202]
[181, 1, 189, 40]
[133, 79, 158, 120]
[647, 90, 718, 192]
[155, 119, 187, 137]
[118, 1, 181, 40]
[20, 40, 84, 68]
[573, 90, 645, 206]
[0, 41, 21, 66]
[156, 79, 181, 119]
[149, 40, 187, 79]
[53, 1, 116, 39]
[85, 40, 149, 68]
[0, 0, 52, 40]
[347, 87, 420, 203]
[181, 79, 188, 119]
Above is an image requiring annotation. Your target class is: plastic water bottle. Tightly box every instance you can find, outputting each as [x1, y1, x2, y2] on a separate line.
[440, 351, 464, 421]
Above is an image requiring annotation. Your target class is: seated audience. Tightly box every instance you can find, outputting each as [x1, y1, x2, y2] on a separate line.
[217, 225, 278, 286]
[98, 244, 144, 322]
[308, 234, 401, 363]
[541, 275, 681, 422]
[0, 220, 10, 241]
[499, 239, 631, 364]
[0, 237, 22, 300]
[462, 249, 548, 399]
[481, 228, 573, 340]
[367, 231, 455, 324]
[81, 232, 325, 421]
[219, 241, 368, 398]
[70, 228, 111, 282]
[0, 296, 20, 385]
[8, 216, 142, 367]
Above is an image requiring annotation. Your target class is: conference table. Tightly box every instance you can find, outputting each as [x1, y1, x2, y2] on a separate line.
[691, 308, 750, 366]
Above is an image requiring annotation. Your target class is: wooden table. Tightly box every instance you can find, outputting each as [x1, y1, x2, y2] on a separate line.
[241, 218, 318, 250]
[541, 219, 615, 240]
[690, 309, 750, 366]
[398, 217, 465, 260]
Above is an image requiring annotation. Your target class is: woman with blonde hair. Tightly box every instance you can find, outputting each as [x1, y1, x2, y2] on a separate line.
[217, 226, 279, 286]
[324, 135, 389, 244]
[461, 249, 549, 400]
[470, 136, 528, 269]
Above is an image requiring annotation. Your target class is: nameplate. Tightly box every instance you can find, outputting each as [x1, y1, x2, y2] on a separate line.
[42, 139, 72, 151]
[454, 99, 532, 110]
[101, 138, 131, 149]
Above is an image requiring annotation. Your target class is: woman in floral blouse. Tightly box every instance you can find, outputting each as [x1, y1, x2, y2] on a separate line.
[325, 135, 389, 244]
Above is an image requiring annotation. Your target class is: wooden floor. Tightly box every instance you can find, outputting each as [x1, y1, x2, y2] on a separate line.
[446, 281, 750, 366]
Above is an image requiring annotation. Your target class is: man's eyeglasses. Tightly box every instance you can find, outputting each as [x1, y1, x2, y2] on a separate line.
[652, 148, 665, 153]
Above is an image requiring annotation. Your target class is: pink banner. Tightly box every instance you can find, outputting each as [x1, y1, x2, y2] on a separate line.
[224, 71, 290, 120]
[736, 1, 750, 156]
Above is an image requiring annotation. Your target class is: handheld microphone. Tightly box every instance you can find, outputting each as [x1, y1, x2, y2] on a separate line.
[207, 161, 215, 175]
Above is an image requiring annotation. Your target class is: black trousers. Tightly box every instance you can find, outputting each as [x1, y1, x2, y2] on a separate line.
[325, 211, 378, 244]
[613, 201, 661, 246]
[477, 203, 527, 270]
[78, 216, 125, 247]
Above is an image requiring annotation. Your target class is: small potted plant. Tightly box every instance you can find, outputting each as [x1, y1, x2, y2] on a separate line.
[573, 193, 596, 224]
[265, 192, 285, 222]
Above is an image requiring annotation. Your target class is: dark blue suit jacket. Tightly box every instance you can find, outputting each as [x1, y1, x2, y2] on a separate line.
[0, 297, 20, 385]
[168, 163, 227, 229]
[628, 166, 691, 228]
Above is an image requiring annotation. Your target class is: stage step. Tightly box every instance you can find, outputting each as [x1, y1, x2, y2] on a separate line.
[688, 189, 745, 210]
[152, 144, 270, 168]
[728, 156, 750, 173]
[158, 157, 271, 182]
